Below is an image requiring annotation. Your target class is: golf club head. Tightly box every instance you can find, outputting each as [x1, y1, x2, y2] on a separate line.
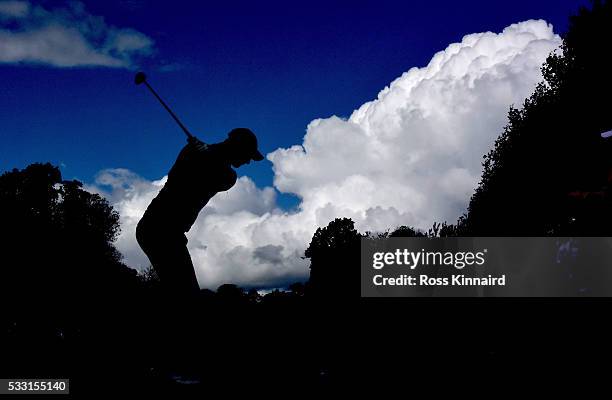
[134, 72, 147, 85]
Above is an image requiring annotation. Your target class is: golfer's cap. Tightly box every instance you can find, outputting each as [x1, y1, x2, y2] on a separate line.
[228, 128, 264, 161]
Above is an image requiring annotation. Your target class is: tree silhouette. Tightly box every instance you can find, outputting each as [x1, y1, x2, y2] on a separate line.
[0, 163, 144, 386]
[458, 0, 612, 236]
[304, 218, 362, 299]
[0, 163, 138, 312]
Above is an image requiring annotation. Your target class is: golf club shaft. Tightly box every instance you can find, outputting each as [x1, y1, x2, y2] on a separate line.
[143, 81, 193, 139]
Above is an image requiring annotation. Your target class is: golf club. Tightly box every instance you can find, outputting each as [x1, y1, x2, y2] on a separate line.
[134, 71, 193, 140]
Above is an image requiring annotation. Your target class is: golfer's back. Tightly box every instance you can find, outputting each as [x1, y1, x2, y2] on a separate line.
[143, 140, 237, 233]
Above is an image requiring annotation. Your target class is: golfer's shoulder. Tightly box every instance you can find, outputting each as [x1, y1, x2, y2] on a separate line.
[176, 140, 205, 158]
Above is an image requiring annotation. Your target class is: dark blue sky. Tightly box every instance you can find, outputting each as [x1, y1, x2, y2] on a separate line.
[0, 0, 587, 208]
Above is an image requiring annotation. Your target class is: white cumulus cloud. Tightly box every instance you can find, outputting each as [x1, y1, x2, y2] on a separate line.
[0, 0, 153, 68]
[88, 20, 561, 289]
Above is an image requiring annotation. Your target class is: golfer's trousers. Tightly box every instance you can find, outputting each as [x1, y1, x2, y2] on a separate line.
[136, 213, 200, 296]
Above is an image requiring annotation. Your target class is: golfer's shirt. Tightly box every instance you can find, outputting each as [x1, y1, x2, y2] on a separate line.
[144, 138, 237, 233]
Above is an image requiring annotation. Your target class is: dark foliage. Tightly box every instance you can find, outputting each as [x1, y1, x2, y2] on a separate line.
[0, 163, 139, 310]
[305, 218, 361, 299]
[454, 0, 612, 236]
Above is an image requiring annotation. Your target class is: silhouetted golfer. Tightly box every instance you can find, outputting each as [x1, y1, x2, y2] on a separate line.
[136, 128, 264, 295]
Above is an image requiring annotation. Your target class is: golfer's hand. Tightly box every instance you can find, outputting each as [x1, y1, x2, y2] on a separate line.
[188, 135, 207, 152]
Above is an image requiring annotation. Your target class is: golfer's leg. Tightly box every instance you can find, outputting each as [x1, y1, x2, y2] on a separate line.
[157, 234, 200, 373]
[160, 233, 199, 296]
